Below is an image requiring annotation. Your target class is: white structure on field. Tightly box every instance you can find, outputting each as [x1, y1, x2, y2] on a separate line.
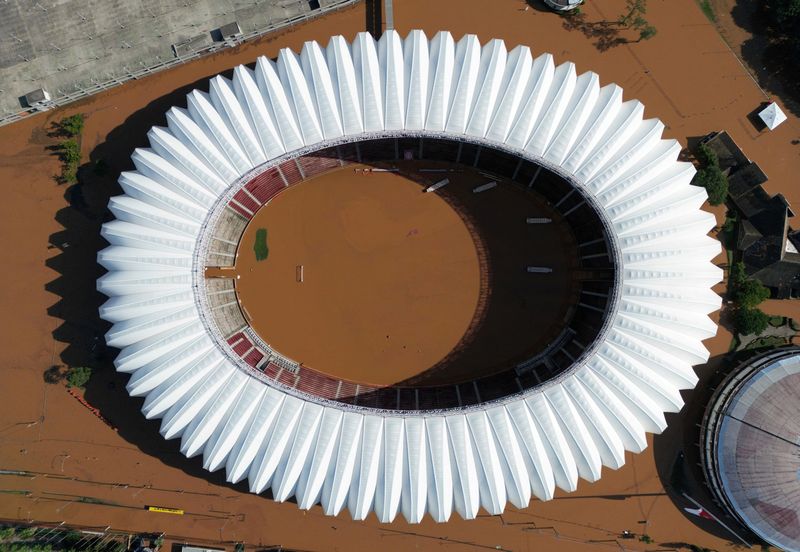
[97, 30, 721, 523]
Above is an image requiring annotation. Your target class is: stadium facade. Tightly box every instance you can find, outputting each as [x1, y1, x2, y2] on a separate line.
[701, 348, 800, 551]
[97, 30, 721, 523]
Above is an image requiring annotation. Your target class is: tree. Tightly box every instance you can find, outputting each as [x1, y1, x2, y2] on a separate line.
[637, 24, 657, 41]
[735, 307, 769, 335]
[696, 143, 718, 167]
[763, 0, 800, 29]
[56, 139, 81, 184]
[695, 164, 728, 205]
[735, 277, 771, 308]
[729, 261, 748, 290]
[59, 139, 81, 165]
[619, 0, 647, 26]
[66, 366, 92, 388]
[59, 114, 84, 137]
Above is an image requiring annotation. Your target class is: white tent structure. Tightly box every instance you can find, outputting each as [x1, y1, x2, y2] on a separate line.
[759, 102, 787, 130]
[97, 30, 721, 523]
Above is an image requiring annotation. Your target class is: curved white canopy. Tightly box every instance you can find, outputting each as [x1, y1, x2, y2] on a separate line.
[97, 30, 721, 523]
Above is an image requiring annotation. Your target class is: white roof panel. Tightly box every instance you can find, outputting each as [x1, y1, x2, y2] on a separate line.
[98, 30, 720, 523]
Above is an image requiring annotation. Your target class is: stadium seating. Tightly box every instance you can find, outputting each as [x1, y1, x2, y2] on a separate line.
[214, 136, 618, 412]
[227, 200, 254, 220]
[243, 348, 264, 368]
[278, 160, 303, 186]
[232, 189, 260, 214]
[245, 167, 285, 204]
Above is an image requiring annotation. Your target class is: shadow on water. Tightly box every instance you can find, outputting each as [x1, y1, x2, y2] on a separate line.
[651, 348, 766, 547]
[365, 0, 383, 38]
[44, 69, 273, 497]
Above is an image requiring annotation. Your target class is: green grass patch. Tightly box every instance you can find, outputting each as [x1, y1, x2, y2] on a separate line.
[745, 335, 788, 350]
[698, 0, 716, 22]
[768, 315, 785, 327]
[253, 228, 269, 261]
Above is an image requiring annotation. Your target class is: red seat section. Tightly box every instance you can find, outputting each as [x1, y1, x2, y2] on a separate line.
[263, 362, 281, 378]
[245, 167, 286, 205]
[298, 152, 341, 179]
[295, 367, 339, 399]
[276, 367, 298, 387]
[232, 189, 260, 213]
[243, 348, 264, 368]
[278, 160, 302, 186]
[231, 335, 253, 356]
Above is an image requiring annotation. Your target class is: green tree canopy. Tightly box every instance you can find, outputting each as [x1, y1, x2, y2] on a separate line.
[735, 307, 770, 335]
[66, 366, 92, 388]
[59, 114, 84, 137]
[696, 143, 718, 167]
[695, 164, 728, 205]
[59, 139, 80, 165]
[735, 277, 771, 308]
[763, 0, 800, 29]
[619, 0, 648, 26]
[638, 25, 657, 40]
[729, 261, 748, 290]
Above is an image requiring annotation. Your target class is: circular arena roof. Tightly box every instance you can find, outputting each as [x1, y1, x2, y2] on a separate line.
[97, 30, 721, 523]
[702, 348, 800, 551]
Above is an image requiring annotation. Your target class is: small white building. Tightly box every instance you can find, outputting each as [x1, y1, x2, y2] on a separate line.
[758, 102, 787, 131]
[23, 88, 51, 109]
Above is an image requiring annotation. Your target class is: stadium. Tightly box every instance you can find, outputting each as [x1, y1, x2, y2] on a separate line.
[97, 29, 721, 523]
[701, 347, 800, 552]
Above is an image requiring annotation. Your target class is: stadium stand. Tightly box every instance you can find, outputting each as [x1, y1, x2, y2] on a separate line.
[232, 189, 261, 214]
[203, 137, 616, 411]
[244, 167, 286, 204]
[243, 348, 264, 368]
[278, 159, 303, 186]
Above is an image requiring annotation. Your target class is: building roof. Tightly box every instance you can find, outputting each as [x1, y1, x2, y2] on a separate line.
[23, 88, 50, 105]
[703, 348, 800, 552]
[702, 130, 750, 173]
[97, 30, 721, 523]
[759, 102, 788, 131]
[727, 162, 769, 217]
[712, 127, 800, 295]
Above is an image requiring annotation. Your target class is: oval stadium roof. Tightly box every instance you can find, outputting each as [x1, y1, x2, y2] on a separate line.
[703, 348, 800, 551]
[97, 29, 722, 523]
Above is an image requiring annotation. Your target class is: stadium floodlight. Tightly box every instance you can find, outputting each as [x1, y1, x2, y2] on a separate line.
[97, 30, 721, 523]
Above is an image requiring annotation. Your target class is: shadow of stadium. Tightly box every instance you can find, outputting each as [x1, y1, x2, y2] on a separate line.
[44, 68, 272, 498]
[651, 349, 767, 547]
